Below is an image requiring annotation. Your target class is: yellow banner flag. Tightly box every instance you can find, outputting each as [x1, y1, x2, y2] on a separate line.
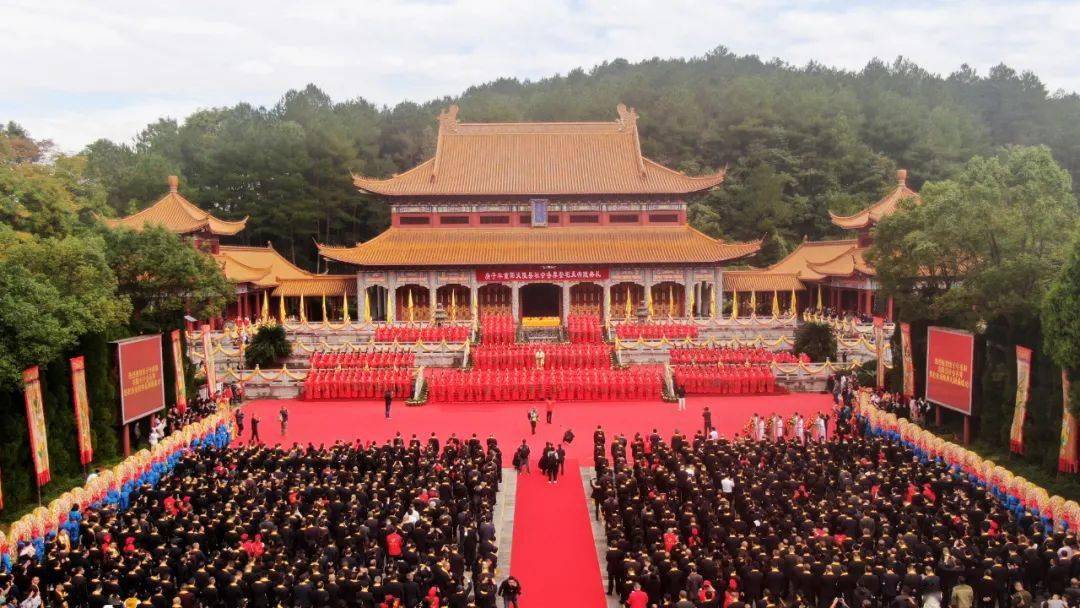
[321, 294, 328, 322]
[771, 291, 780, 318]
[278, 294, 286, 322]
[789, 288, 797, 316]
[730, 290, 739, 320]
[261, 290, 269, 323]
[299, 294, 307, 323]
[343, 291, 351, 322]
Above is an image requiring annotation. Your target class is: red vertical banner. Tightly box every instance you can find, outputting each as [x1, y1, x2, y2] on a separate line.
[1009, 347, 1032, 455]
[22, 366, 51, 486]
[170, 330, 188, 414]
[1060, 371, 1079, 473]
[900, 323, 915, 398]
[873, 316, 886, 389]
[69, 356, 94, 465]
[201, 324, 217, 396]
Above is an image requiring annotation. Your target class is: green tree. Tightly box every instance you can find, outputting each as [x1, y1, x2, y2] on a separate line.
[1042, 232, 1080, 411]
[100, 226, 233, 333]
[244, 324, 292, 368]
[793, 322, 837, 362]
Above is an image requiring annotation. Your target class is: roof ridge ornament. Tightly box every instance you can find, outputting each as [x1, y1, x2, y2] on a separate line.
[167, 175, 179, 193]
[616, 104, 647, 179]
[896, 169, 907, 186]
[432, 105, 460, 183]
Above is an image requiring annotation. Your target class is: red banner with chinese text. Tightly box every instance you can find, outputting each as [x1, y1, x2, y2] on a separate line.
[873, 316, 886, 389]
[925, 326, 975, 415]
[1009, 346, 1032, 455]
[201, 325, 218, 395]
[23, 366, 51, 486]
[116, 334, 165, 424]
[171, 330, 188, 414]
[900, 323, 915, 398]
[1060, 371, 1078, 473]
[69, 356, 94, 465]
[476, 268, 608, 283]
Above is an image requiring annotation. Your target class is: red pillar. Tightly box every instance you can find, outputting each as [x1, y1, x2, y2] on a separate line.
[886, 296, 894, 321]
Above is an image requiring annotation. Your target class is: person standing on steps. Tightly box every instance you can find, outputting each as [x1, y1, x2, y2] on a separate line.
[384, 389, 393, 419]
[527, 408, 539, 435]
[545, 398, 554, 424]
[249, 414, 260, 444]
[702, 406, 712, 433]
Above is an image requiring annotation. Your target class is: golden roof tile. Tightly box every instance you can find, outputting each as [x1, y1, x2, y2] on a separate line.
[272, 276, 356, 297]
[722, 271, 805, 292]
[319, 226, 760, 267]
[352, 104, 725, 196]
[100, 176, 248, 236]
[829, 169, 920, 230]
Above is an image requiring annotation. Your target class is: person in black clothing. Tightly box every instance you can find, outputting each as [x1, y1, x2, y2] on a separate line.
[249, 414, 260, 443]
[563, 428, 575, 445]
[278, 404, 289, 436]
[234, 409, 245, 436]
[384, 389, 393, 418]
[589, 420, 1078, 608]
[7, 435, 501, 608]
[702, 405, 712, 432]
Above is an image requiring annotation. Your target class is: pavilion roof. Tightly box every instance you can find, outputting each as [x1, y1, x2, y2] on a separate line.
[213, 244, 315, 287]
[318, 226, 760, 267]
[272, 276, 356, 297]
[829, 169, 920, 231]
[766, 239, 875, 281]
[722, 271, 805, 292]
[352, 105, 725, 197]
[100, 176, 247, 236]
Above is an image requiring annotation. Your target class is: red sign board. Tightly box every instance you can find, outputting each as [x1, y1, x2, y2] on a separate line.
[925, 326, 975, 415]
[116, 334, 166, 424]
[476, 268, 608, 282]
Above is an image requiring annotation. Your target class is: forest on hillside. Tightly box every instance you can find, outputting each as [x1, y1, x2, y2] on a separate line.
[73, 47, 1080, 269]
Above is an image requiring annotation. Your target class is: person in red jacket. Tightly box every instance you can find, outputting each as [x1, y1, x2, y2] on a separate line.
[627, 583, 649, 608]
[386, 528, 404, 561]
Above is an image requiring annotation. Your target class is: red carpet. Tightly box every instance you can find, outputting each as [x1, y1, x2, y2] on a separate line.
[233, 394, 833, 462]
[510, 461, 606, 608]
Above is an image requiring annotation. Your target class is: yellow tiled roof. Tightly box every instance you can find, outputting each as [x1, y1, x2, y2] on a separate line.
[723, 271, 805, 292]
[100, 176, 247, 236]
[319, 226, 760, 267]
[807, 247, 876, 277]
[352, 105, 725, 196]
[213, 244, 317, 288]
[829, 169, 920, 230]
[767, 240, 862, 281]
[272, 276, 356, 297]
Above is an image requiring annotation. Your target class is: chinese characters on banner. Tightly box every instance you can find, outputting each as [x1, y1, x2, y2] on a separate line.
[171, 330, 188, 414]
[1009, 346, 1032, 455]
[475, 268, 608, 283]
[924, 327, 975, 415]
[873, 317, 886, 389]
[1060, 371, 1078, 473]
[201, 324, 217, 396]
[900, 323, 915, 398]
[23, 366, 51, 486]
[69, 356, 94, 465]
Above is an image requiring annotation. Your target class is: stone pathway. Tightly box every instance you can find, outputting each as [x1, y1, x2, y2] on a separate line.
[581, 466, 622, 608]
[494, 467, 518, 579]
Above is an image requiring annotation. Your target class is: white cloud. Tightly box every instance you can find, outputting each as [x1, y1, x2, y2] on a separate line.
[2, 0, 1078, 151]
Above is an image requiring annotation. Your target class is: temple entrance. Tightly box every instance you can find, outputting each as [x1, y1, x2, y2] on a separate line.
[520, 283, 561, 318]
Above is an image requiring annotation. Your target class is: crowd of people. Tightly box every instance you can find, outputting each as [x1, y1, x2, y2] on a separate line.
[615, 322, 700, 341]
[2, 435, 505, 608]
[372, 325, 470, 344]
[471, 343, 612, 370]
[590, 419, 1079, 608]
[308, 351, 416, 370]
[567, 314, 604, 344]
[426, 367, 664, 403]
[302, 369, 414, 401]
[672, 366, 778, 396]
[669, 348, 809, 366]
[479, 315, 515, 345]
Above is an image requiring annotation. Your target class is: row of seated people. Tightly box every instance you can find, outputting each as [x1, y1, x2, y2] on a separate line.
[6, 439, 503, 608]
[479, 314, 515, 345]
[302, 368, 414, 400]
[615, 322, 699, 340]
[427, 367, 664, 402]
[669, 347, 809, 366]
[472, 343, 612, 370]
[372, 324, 470, 343]
[672, 364, 778, 395]
[308, 350, 416, 369]
[567, 314, 604, 343]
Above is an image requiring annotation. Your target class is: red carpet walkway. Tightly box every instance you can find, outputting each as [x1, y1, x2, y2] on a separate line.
[233, 394, 832, 462]
[511, 461, 606, 608]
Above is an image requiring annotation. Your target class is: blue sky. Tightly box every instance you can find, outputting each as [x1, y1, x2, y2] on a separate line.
[3, 0, 1079, 151]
